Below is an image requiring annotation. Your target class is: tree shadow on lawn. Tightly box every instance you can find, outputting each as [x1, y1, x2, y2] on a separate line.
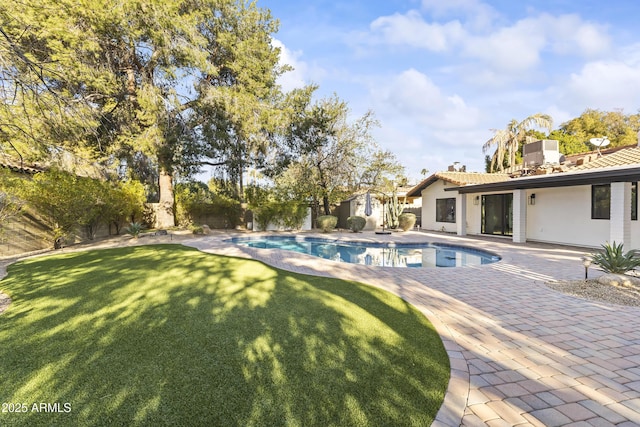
[0, 245, 449, 426]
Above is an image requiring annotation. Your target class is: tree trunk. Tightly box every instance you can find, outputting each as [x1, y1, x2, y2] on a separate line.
[156, 169, 175, 228]
[322, 195, 331, 216]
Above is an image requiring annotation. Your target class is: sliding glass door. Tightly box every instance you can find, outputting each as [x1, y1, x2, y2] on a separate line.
[481, 193, 513, 236]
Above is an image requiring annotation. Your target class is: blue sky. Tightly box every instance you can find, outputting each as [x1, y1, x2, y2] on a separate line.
[264, 0, 640, 182]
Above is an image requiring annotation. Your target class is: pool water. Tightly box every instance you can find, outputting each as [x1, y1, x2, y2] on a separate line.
[228, 236, 500, 268]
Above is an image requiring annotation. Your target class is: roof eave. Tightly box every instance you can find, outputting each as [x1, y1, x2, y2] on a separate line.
[445, 166, 640, 193]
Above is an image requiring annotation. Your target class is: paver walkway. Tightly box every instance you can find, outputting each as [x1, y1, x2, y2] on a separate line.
[185, 230, 640, 427]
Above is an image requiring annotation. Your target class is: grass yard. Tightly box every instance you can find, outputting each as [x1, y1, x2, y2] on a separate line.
[0, 245, 449, 426]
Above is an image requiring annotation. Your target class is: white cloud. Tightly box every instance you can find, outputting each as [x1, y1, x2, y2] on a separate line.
[372, 69, 481, 130]
[420, 0, 499, 30]
[365, 9, 612, 80]
[369, 11, 465, 51]
[463, 14, 610, 74]
[559, 60, 640, 111]
[272, 38, 326, 92]
[463, 20, 546, 72]
[368, 69, 489, 174]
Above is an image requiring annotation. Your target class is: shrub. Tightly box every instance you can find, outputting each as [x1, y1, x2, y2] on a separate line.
[398, 213, 417, 231]
[591, 241, 640, 274]
[252, 201, 308, 231]
[317, 215, 337, 232]
[253, 203, 280, 231]
[347, 216, 366, 232]
[125, 222, 145, 238]
[175, 181, 241, 229]
[189, 224, 204, 235]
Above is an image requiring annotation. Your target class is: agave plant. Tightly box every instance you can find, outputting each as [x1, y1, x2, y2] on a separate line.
[591, 242, 640, 274]
[125, 222, 145, 238]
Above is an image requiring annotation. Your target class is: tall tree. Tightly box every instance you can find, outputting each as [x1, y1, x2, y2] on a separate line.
[1, 0, 283, 227]
[558, 109, 640, 152]
[483, 113, 553, 172]
[281, 92, 403, 216]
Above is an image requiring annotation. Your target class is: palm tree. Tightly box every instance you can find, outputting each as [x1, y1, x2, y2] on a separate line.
[483, 113, 553, 172]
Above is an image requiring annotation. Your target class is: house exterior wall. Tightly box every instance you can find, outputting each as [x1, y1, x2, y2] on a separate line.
[420, 175, 640, 249]
[524, 186, 610, 248]
[421, 180, 458, 233]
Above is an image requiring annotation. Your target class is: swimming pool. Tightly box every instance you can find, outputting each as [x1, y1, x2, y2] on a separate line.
[228, 236, 501, 268]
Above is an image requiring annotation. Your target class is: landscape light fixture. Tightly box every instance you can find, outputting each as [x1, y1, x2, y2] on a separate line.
[582, 256, 592, 280]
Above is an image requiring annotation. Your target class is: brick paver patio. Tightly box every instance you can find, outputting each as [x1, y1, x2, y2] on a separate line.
[186, 230, 640, 427]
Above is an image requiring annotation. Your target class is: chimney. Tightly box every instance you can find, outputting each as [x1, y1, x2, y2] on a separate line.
[447, 162, 466, 172]
[637, 130, 640, 147]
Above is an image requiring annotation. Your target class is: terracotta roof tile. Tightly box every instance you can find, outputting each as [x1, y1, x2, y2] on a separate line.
[434, 171, 511, 185]
[407, 171, 510, 196]
[0, 158, 44, 174]
[572, 146, 640, 170]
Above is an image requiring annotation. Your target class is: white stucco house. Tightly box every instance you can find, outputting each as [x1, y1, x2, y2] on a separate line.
[408, 143, 640, 250]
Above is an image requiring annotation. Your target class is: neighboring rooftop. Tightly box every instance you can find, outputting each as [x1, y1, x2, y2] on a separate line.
[407, 171, 510, 197]
[0, 157, 44, 175]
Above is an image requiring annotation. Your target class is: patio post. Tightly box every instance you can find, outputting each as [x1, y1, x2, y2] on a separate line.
[512, 189, 527, 243]
[456, 192, 467, 236]
[610, 182, 631, 247]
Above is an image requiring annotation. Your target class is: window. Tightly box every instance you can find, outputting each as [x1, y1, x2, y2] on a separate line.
[591, 183, 638, 220]
[436, 198, 456, 223]
[592, 184, 610, 219]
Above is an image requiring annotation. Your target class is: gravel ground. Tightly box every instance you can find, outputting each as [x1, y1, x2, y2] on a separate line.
[546, 279, 640, 307]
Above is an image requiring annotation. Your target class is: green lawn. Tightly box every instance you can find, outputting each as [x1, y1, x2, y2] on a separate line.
[0, 245, 449, 426]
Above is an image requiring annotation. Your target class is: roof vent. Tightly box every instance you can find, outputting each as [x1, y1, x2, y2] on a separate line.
[523, 139, 560, 168]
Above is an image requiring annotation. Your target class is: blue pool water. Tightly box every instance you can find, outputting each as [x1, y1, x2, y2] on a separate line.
[228, 236, 500, 268]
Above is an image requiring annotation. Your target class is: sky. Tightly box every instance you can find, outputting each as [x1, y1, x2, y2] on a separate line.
[262, 0, 640, 183]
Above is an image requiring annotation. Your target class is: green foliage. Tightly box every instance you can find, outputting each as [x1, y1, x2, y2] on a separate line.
[21, 169, 96, 244]
[104, 180, 147, 235]
[0, 246, 449, 425]
[252, 201, 308, 231]
[1, 0, 285, 228]
[175, 181, 241, 229]
[189, 224, 204, 235]
[19, 169, 146, 245]
[316, 215, 337, 232]
[591, 242, 640, 274]
[280, 91, 404, 216]
[560, 109, 640, 149]
[125, 222, 145, 238]
[247, 184, 309, 231]
[398, 213, 417, 231]
[0, 169, 25, 231]
[346, 216, 366, 232]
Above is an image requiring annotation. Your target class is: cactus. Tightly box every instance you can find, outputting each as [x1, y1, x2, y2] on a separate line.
[385, 191, 407, 229]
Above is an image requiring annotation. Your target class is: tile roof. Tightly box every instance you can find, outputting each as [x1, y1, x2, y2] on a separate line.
[0, 158, 44, 174]
[572, 146, 640, 170]
[407, 171, 510, 196]
[434, 171, 511, 185]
